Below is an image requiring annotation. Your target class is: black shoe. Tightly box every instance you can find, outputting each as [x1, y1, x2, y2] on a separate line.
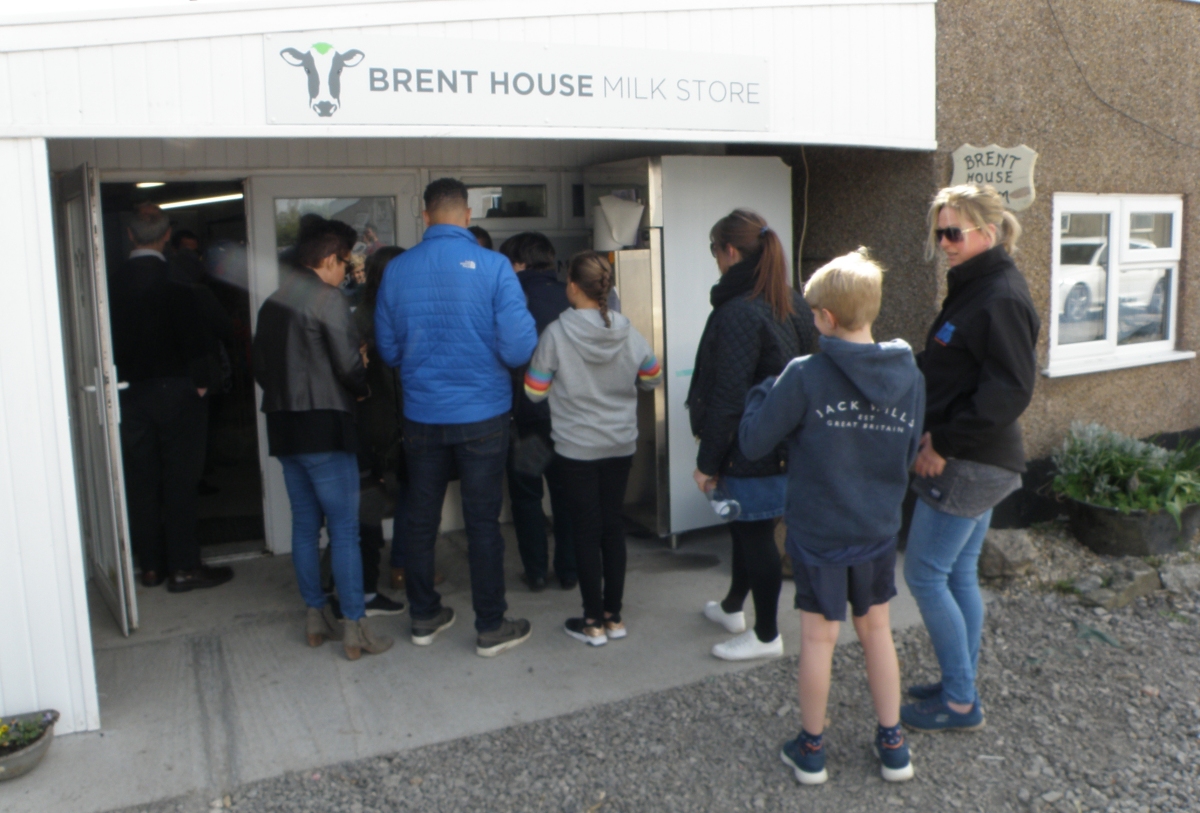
[140, 570, 166, 588]
[522, 573, 547, 592]
[477, 617, 532, 657]
[365, 593, 407, 617]
[167, 565, 234, 593]
[411, 606, 456, 645]
[558, 574, 578, 590]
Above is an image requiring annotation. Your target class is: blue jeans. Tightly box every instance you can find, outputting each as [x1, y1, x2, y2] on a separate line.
[389, 479, 409, 569]
[279, 452, 365, 621]
[404, 413, 510, 633]
[903, 500, 993, 706]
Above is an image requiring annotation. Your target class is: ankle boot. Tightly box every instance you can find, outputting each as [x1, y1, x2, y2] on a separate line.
[342, 617, 394, 660]
[306, 604, 342, 647]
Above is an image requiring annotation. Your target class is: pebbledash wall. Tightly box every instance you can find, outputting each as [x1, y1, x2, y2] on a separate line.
[0, 0, 937, 733]
[792, 0, 1200, 477]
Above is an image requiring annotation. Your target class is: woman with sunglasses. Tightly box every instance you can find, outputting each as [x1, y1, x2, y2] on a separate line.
[688, 209, 818, 660]
[900, 184, 1039, 731]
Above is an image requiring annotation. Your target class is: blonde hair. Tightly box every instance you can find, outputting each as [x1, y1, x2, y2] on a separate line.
[925, 184, 1022, 260]
[803, 247, 883, 331]
[568, 250, 615, 327]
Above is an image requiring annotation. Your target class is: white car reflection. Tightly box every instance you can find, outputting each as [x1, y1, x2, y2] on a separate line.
[1058, 237, 1163, 322]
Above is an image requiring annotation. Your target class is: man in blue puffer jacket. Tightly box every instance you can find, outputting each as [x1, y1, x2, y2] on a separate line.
[375, 178, 538, 658]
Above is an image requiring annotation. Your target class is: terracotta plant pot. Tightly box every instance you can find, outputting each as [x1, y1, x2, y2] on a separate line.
[0, 710, 60, 782]
[1066, 499, 1200, 557]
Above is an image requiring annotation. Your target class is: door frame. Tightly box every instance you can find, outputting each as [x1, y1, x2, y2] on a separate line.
[246, 171, 422, 553]
[54, 164, 138, 634]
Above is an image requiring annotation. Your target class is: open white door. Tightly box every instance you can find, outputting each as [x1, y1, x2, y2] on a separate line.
[247, 172, 422, 553]
[55, 165, 138, 634]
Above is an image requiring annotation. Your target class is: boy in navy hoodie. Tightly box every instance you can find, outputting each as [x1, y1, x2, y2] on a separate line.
[738, 248, 924, 786]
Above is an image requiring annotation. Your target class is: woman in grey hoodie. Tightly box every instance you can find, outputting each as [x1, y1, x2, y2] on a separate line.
[524, 251, 663, 646]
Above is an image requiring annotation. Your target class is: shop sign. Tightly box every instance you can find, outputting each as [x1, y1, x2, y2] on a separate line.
[950, 144, 1038, 211]
[263, 33, 769, 132]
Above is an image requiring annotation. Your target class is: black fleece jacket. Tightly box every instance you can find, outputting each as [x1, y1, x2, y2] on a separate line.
[687, 257, 818, 478]
[919, 245, 1040, 473]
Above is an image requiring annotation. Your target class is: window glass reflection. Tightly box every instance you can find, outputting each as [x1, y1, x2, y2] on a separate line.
[274, 197, 397, 259]
[467, 185, 547, 219]
[1057, 212, 1109, 345]
[1129, 212, 1173, 250]
[1117, 266, 1170, 345]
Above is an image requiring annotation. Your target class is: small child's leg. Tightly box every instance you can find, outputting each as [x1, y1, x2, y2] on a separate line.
[852, 602, 900, 728]
[797, 610, 840, 735]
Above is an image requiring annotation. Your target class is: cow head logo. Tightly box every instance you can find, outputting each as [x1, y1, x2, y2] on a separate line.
[280, 43, 364, 117]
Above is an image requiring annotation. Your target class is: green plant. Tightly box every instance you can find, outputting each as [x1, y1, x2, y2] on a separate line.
[0, 713, 53, 755]
[1052, 422, 1200, 528]
[1052, 579, 1079, 595]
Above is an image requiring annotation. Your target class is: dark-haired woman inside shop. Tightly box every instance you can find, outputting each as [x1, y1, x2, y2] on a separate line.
[688, 209, 818, 661]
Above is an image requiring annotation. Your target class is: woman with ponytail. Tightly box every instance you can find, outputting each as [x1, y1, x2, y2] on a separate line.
[900, 184, 1039, 732]
[689, 209, 819, 661]
[524, 251, 663, 646]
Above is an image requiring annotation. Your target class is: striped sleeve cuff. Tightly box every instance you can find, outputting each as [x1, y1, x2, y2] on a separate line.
[524, 366, 554, 401]
[638, 355, 663, 385]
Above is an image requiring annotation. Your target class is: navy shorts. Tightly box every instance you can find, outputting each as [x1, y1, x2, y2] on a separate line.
[792, 547, 897, 622]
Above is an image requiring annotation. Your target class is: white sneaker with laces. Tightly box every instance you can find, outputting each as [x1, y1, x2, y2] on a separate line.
[712, 630, 784, 661]
[703, 600, 746, 634]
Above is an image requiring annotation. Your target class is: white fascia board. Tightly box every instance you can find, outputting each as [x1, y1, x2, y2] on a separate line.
[0, 123, 939, 151]
[0, 0, 936, 53]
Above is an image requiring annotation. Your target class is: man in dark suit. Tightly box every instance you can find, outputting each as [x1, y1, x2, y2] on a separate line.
[108, 204, 233, 592]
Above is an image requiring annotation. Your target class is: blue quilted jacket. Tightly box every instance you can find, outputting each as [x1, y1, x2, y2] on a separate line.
[375, 224, 537, 424]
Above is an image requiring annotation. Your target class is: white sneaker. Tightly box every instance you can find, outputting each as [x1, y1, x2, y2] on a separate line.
[703, 600, 746, 633]
[712, 630, 784, 661]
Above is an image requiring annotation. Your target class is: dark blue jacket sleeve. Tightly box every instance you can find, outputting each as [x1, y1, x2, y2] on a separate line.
[493, 262, 538, 368]
[738, 358, 809, 462]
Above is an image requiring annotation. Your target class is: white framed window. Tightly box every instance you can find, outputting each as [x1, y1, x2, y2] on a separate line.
[429, 170, 562, 232]
[1046, 193, 1193, 377]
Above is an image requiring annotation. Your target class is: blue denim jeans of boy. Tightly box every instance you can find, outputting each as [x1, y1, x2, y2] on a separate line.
[279, 452, 365, 621]
[404, 413, 510, 633]
[903, 500, 993, 706]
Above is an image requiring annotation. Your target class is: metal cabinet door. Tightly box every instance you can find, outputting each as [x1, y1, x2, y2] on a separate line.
[55, 164, 138, 635]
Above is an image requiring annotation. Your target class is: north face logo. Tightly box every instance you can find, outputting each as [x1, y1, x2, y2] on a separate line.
[280, 43, 364, 117]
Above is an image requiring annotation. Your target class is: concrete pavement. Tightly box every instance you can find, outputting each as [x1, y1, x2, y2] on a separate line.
[1, 524, 928, 813]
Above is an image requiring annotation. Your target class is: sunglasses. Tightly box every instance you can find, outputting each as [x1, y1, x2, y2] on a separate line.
[935, 226, 979, 244]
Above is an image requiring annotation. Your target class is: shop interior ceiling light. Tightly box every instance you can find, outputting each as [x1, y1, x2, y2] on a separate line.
[135, 181, 165, 188]
[159, 193, 244, 210]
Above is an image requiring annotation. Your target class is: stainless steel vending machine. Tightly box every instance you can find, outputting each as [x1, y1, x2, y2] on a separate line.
[583, 155, 794, 544]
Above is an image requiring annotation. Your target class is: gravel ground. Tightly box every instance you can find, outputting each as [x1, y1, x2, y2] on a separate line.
[116, 567, 1200, 813]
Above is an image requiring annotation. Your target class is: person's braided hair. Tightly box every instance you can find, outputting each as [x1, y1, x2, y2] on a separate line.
[568, 250, 615, 327]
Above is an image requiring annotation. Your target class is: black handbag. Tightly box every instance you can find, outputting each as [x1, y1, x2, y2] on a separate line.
[510, 428, 555, 478]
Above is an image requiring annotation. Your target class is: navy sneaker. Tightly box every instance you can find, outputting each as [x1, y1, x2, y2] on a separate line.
[780, 733, 827, 785]
[905, 681, 943, 700]
[874, 726, 914, 782]
[901, 698, 985, 732]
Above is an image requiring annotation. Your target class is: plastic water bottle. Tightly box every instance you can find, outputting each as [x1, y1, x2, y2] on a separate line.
[706, 484, 742, 521]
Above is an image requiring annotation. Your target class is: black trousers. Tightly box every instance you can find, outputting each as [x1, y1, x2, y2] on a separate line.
[555, 453, 633, 622]
[119, 378, 207, 574]
[722, 519, 782, 642]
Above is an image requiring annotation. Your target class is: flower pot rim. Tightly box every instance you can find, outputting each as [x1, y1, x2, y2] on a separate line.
[0, 709, 59, 757]
[1061, 495, 1200, 517]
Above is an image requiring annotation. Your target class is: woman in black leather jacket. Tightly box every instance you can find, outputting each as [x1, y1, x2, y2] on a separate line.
[253, 224, 391, 660]
[688, 209, 818, 661]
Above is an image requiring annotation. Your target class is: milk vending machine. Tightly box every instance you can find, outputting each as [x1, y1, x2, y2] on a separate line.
[582, 156, 793, 545]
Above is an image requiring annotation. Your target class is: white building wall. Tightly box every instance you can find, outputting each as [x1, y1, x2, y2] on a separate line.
[1, 2, 936, 149]
[0, 137, 100, 734]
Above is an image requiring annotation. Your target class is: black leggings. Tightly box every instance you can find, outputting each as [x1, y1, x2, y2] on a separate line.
[721, 519, 782, 642]
[555, 453, 634, 622]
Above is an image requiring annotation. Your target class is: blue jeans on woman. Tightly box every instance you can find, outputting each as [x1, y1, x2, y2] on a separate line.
[903, 500, 993, 706]
[279, 451, 366, 621]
